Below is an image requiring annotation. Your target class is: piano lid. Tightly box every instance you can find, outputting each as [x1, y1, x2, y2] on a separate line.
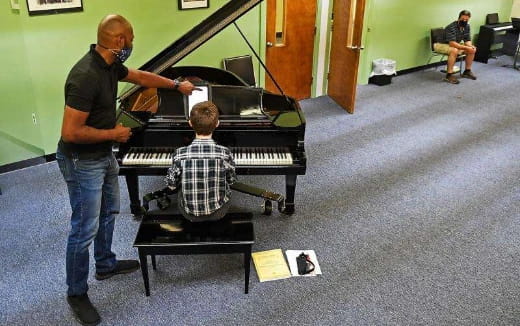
[119, 0, 263, 101]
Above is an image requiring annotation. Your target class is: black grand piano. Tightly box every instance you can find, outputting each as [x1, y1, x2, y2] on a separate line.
[115, 0, 306, 216]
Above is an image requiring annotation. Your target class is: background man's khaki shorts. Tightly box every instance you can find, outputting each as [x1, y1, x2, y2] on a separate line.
[434, 43, 465, 55]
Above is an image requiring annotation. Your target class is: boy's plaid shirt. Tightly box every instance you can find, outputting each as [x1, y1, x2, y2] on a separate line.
[165, 138, 236, 216]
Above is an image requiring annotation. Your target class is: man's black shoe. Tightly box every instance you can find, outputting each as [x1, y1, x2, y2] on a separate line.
[95, 260, 140, 280]
[443, 74, 460, 84]
[67, 294, 101, 326]
[461, 70, 477, 80]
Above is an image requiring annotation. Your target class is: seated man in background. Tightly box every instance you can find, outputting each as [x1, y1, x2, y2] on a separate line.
[165, 101, 237, 222]
[434, 10, 477, 84]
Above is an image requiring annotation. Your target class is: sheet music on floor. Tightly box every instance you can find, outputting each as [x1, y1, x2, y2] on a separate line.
[285, 250, 322, 277]
[251, 249, 291, 282]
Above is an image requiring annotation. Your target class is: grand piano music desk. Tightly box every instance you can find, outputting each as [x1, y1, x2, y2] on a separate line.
[133, 212, 255, 296]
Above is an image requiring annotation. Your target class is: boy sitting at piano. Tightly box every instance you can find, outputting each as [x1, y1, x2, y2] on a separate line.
[165, 101, 237, 222]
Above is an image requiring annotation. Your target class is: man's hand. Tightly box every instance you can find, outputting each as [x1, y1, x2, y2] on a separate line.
[112, 124, 132, 143]
[177, 80, 199, 96]
[464, 45, 476, 54]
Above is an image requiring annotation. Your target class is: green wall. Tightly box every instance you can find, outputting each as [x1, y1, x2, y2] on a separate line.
[0, 0, 262, 166]
[358, 0, 514, 84]
[1, 2, 44, 165]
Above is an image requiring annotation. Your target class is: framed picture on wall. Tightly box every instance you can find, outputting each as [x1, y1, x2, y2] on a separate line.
[27, 0, 83, 16]
[178, 0, 209, 10]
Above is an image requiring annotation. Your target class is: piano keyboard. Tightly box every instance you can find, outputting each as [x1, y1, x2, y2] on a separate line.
[121, 147, 173, 166]
[493, 24, 513, 31]
[121, 147, 293, 166]
[231, 147, 293, 165]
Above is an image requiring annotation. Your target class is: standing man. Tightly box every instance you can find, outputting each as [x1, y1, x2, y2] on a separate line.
[56, 14, 197, 325]
[434, 10, 478, 84]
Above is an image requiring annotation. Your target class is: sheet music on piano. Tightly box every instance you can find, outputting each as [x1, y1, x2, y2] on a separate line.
[185, 84, 266, 121]
[186, 85, 209, 117]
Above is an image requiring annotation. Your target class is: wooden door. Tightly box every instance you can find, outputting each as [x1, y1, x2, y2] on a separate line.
[265, 0, 317, 100]
[327, 0, 366, 113]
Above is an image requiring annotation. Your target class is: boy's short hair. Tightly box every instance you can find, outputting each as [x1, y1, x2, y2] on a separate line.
[459, 10, 471, 18]
[189, 101, 219, 135]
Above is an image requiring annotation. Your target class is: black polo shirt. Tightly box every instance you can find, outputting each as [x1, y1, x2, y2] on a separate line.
[444, 21, 471, 43]
[58, 44, 128, 156]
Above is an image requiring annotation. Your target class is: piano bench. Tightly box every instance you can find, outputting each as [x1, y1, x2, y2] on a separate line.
[133, 212, 255, 296]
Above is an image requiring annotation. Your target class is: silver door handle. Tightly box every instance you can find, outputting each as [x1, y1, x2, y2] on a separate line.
[266, 42, 273, 47]
[347, 45, 365, 51]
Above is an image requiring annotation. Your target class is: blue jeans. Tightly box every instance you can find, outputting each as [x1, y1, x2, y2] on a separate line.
[56, 149, 120, 296]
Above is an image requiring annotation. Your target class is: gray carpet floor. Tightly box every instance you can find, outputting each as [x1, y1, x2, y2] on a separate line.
[1, 57, 519, 325]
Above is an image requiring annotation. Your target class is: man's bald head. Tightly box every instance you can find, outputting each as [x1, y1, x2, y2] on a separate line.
[97, 14, 133, 48]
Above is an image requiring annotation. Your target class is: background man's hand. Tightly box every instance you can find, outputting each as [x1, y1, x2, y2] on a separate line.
[113, 124, 132, 143]
[465, 46, 476, 54]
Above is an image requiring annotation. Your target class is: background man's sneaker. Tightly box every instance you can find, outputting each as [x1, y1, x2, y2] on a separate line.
[444, 74, 460, 84]
[462, 70, 477, 80]
[95, 260, 140, 280]
[67, 294, 101, 326]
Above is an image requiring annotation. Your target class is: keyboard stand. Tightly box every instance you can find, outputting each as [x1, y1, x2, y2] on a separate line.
[502, 34, 520, 70]
[512, 41, 520, 70]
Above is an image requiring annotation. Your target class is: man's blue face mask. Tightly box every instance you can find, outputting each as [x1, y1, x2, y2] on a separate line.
[97, 43, 132, 63]
[116, 47, 133, 63]
[459, 20, 468, 27]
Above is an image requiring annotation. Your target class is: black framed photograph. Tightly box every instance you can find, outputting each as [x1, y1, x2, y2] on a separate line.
[178, 0, 209, 10]
[27, 0, 83, 16]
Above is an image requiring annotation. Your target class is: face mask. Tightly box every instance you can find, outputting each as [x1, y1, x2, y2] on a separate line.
[459, 20, 468, 27]
[98, 43, 133, 63]
[115, 47, 132, 63]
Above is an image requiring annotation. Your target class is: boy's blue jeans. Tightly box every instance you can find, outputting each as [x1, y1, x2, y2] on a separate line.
[56, 149, 119, 296]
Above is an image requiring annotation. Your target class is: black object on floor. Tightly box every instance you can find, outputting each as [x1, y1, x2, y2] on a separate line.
[369, 74, 393, 86]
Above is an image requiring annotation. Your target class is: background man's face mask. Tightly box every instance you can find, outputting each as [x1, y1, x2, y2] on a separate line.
[459, 20, 468, 27]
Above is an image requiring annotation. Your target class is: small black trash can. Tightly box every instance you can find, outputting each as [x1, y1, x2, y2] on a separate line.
[369, 74, 393, 86]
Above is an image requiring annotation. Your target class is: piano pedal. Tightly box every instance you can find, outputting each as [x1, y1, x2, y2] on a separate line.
[261, 198, 286, 215]
[262, 200, 272, 215]
[277, 198, 286, 214]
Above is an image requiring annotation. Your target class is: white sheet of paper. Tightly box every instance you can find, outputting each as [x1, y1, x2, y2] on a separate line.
[188, 86, 209, 115]
[285, 250, 322, 277]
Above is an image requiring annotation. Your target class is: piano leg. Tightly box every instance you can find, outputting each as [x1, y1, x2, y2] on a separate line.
[284, 174, 297, 215]
[124, 172, 143, 216]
